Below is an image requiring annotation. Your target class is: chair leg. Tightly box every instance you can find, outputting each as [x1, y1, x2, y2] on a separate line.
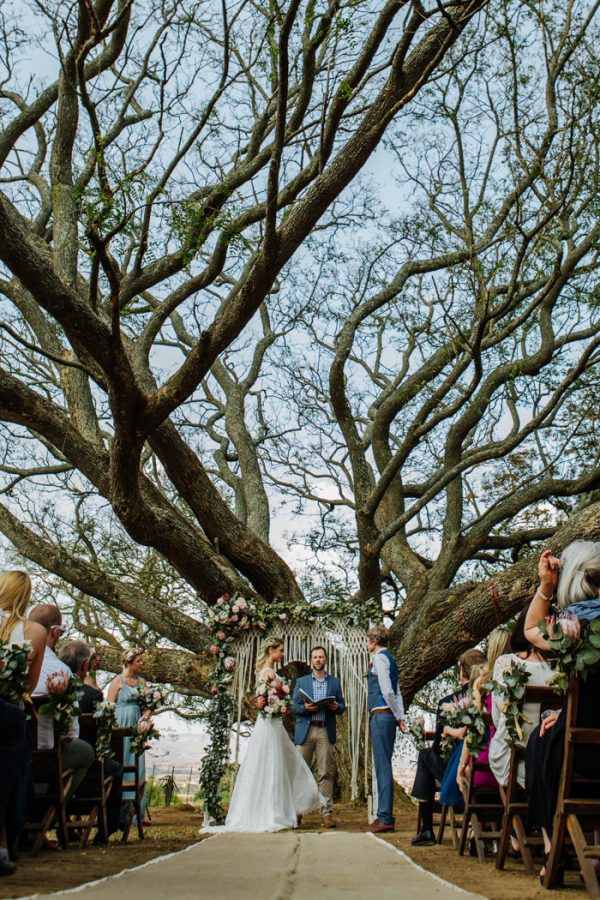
[121, 801, 133, 843]
[471, 813, 486, 862]
[544, 812, 567, 889]
[437, 804, 448, 844]
[567, 814, 600, 898]
[512, 813, 536, 877]
[496, 808, 511, 871]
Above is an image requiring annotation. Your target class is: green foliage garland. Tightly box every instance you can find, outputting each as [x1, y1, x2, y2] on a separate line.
[484, 659, 531, 747]
[539, 614, 600, 693]
[93, 700, 116, 761]
[39, 672, 84, 739]
[0, 640, 30, 703]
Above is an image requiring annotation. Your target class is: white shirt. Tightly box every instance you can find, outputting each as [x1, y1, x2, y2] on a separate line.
[371, 649, 405, 720]
[32, 645, 79, 748]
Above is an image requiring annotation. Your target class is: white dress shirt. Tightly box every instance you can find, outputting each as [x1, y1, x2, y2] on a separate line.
[32, 645, 79, 748]
[371, 649, 405, 720]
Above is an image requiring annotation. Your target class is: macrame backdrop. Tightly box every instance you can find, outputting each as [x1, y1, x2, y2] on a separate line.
[231, 619, 373, 804]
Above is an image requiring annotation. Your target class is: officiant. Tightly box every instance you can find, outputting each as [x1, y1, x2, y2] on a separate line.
[292, 646, 346, 828]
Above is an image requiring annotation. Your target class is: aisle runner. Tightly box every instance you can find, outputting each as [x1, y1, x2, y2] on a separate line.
[26, 833, 485, 900]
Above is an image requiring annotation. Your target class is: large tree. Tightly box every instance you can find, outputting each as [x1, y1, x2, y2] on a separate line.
[0, 0, 599, 702]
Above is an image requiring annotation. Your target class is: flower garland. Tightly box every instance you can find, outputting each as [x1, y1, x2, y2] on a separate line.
[406, 712, 428, 753]
[0, 640, 30, 704]
[539, 613, 600, 693]
[129, 715, 160, 755]
[484, 659, 531, 746]
[93, 700, 116, 761]
[438, 694, 487, 759]
[39, 671, 84, 739]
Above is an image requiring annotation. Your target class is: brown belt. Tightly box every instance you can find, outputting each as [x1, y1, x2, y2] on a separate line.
[310, 721, 326, 727]
[370, 708, 393, 717]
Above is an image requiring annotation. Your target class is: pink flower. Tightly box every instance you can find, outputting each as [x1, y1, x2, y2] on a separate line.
[254, 696, 266, 708]
[210, 685, 219, 695]
[209, 644, 220, 656]
[224, 657, 236, 671]
[279, 613, 287, 620]
[215, 630, 227, 641]
[237, 598, 247, 609]
[47, 671, 70, 694]
[230, 614, 239, 622]
[281, 684, 290, 695]
[560, 615, 581, 640]
[216, 597, 224, 607]
[545, 615, 557, 638]
[232, 605, 240, 614]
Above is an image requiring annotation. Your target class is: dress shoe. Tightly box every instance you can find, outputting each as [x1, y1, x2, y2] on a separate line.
[411, 830, 436, 846]
[360, 819, 395, 833]
[322, 816, 336, 829]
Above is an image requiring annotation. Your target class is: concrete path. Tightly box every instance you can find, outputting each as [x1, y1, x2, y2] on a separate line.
[24, 833, 485, 900]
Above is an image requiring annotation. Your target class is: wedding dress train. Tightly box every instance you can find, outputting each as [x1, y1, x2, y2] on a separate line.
[201, 715, 322, 833]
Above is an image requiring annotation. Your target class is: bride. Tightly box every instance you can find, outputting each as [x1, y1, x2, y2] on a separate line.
[203, 636, 322, 832]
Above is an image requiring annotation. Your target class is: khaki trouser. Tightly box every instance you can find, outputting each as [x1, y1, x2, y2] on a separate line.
[299, 725, 334, 817]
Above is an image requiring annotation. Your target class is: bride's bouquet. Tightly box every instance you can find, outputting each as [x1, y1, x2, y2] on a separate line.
[254, 676, 292, 719]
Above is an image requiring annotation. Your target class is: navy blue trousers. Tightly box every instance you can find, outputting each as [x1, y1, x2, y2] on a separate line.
[370, 711, 397, 824]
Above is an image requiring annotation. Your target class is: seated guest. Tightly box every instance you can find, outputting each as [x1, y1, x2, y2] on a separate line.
[525, 541, 600, 878]
[28, 605, 94, 793]
[488, 607, 553, 791]
[411, 647, 486, 846]
[59, 640, 125, 842]
[0, 571, 46, 876]
[456, 626, 513, 799]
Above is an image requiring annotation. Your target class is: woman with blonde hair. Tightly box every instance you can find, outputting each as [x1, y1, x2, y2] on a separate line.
[0, 570, 46, 875]
[203, 636, 321, 832]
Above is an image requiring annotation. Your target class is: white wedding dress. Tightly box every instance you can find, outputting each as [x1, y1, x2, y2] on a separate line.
[201, 671, 322, 833]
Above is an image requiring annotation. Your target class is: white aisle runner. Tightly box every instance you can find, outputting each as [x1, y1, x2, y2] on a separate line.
[24, 833, 486, 900]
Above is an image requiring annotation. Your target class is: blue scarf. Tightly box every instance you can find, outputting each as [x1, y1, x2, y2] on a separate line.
[564, 598, 600, 621]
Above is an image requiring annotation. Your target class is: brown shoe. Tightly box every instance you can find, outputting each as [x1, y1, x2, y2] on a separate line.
[360, 819, 395, 834]
[297, 815, 303, 827]
[322, 816, 336, 829]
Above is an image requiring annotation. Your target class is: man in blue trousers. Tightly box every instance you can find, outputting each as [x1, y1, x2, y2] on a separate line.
[361, 625, 407, 834]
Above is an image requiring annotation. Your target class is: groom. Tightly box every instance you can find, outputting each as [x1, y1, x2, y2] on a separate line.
[293, 647, 346, 828]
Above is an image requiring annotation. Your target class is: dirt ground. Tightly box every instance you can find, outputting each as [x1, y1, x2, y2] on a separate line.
[1, 794, 590, 900]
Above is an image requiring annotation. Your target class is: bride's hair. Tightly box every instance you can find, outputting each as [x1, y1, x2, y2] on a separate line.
[255, 636, 284, 675]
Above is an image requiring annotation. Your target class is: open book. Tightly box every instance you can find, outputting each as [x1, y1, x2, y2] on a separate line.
[299, 688, 336, 710]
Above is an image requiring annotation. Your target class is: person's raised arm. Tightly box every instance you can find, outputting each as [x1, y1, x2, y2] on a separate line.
[524, 550, 560, 649]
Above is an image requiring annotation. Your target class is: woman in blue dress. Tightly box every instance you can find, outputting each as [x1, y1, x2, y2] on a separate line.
[107, 647, 148, 819]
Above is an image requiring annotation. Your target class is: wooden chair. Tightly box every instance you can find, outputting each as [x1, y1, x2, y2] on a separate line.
[23, 698, 74, 853]
[496, 684, 563, 875]
[67, 713, 115, 845]
[413, 730, 446, 839]
[544, 675, 600, 895]
[437, 803, 463, 849]
[110, 727, 145, 841]
[458, 756, 504, 862]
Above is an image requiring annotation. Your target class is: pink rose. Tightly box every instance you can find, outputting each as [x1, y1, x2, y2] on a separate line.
[47, 671, 70, 694]
[232, 605, 240, 614]
[254, 696, 266, 708]
[215, 631, 227, 641]
[210, 685, 219, 695]
[560, 615, 581, 640]
[224, 657, 236, 671]
[209, 644, 220, 656]
[282, 684, 290, 695]
[230, 614, 239, 622]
